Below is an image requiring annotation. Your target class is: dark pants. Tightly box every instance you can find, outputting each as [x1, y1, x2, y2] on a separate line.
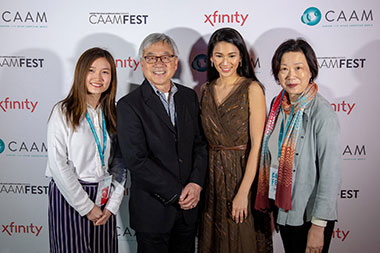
[279, 221, 335, 253]
[136, 211, 196, 253]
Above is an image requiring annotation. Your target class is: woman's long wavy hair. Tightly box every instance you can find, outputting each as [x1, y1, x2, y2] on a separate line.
[59, 47, 117, 134]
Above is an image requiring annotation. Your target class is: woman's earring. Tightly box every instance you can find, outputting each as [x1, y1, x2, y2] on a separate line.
[211, 61, 214, 67]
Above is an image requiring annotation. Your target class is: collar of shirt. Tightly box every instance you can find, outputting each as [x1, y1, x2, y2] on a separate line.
[86, 104, 103, 126]
[148, 81, 178, 101]
[86, 103, 102, 112]
[148, 81, 178, 126]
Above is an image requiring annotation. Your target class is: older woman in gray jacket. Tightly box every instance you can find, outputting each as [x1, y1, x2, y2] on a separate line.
[255, 39, 341, 253]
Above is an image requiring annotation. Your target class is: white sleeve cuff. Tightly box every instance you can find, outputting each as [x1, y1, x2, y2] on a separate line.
[77, 198, 95, 216]
[311, 216, 327, 227]
[105, 180, 125, 215]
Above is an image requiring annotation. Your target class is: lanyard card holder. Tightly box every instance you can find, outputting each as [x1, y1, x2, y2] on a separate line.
[95, 175, 112, 206]
[268, 166, 278, 200]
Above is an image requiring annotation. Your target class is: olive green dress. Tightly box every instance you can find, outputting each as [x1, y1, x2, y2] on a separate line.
[198, 78, 273, 253]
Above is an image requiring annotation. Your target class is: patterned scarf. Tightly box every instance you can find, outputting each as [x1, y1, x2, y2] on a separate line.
[255, 82, 318, 212]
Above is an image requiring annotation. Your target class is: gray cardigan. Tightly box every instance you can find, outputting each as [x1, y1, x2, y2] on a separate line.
[269, 93, 342, 226]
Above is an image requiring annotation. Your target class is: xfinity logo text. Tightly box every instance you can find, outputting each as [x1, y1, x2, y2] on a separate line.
[89, 12, 148, 25]
[332, 228, 350, 242]
[0, 97, 38, 113]
[204, 11, 248, 26]
[2, 222, 42, 237]
[331, 101, 355, 115]
[115, 57, 139, 71]
[0, 56, 44, 68]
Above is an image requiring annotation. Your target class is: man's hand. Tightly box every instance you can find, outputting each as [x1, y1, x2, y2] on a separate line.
[178, 183, 202, 210]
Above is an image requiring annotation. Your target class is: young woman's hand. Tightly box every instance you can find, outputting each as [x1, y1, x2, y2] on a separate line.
[86, 204, 102, 224]
[231, 192, 249, 223]
[95, 209, 113, 226]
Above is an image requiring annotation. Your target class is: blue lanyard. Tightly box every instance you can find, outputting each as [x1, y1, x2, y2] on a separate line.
[86, 110, 107, 167]
[278, 91, 294, 159]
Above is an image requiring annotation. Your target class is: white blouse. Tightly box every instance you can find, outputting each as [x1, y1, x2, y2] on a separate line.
[45, 103, 125, 216]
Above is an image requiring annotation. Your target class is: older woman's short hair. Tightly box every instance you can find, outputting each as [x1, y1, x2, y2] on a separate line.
[271, 39, 318, 83]
[138, 33, 179, 59]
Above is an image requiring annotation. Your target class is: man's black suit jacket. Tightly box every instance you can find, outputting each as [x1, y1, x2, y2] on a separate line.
[117, 79, 208, 233]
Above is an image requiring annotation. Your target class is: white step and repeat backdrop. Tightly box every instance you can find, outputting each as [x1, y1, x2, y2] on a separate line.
[1, 0, 379, 252]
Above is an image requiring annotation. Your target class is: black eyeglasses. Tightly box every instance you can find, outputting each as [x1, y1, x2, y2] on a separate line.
[143, 55, 176, 64]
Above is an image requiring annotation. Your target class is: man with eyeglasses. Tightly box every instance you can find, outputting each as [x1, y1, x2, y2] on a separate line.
[117, 33, 208, 253]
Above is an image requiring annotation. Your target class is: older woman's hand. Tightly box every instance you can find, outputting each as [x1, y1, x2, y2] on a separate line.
[306, 224, 325, 253]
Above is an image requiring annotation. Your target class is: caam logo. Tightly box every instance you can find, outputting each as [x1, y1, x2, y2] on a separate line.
[301, 7, 322, 26]
[191, 54, 207, 72]
[0, 183, 48, 195]
[0, 139, 4, 153]
[89, 12, 148, 25]
[117, 225, 136, 241]
[2, 221, 43, 237]
[191, 54, 260, 72]
[204, 10, 249, 27]
[251, 57, 261, 73]
[0, 138, 47, 157]
[301, 7, 374, 27]
[318, 57, 366, 69]
[331, 100, 355, 115]
[339, 189, 359, 199]
[0, 97, 38, 113]
[0, 56, 44, 68]
[342, 144, 366, 161]
[0, 10, 48, 28]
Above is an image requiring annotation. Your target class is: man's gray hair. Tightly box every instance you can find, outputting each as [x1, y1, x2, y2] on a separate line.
[138, 33, 179, 59]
